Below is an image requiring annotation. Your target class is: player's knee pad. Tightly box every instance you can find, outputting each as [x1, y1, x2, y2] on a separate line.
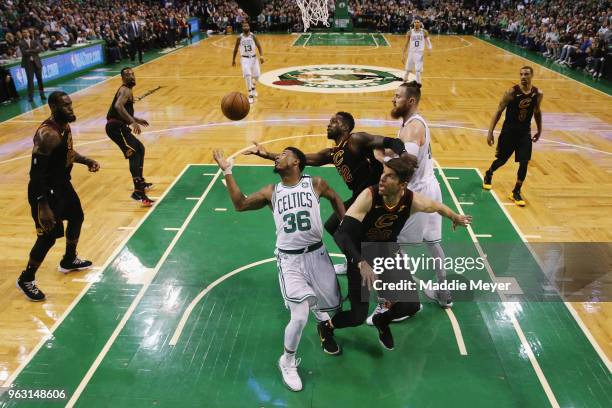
[30, 235, 56, 261]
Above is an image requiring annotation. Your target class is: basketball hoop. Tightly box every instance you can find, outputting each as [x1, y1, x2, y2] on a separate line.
[296, 0, 330, 31]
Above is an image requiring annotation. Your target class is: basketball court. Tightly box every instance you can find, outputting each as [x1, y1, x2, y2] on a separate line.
[0, 27, 610, 407]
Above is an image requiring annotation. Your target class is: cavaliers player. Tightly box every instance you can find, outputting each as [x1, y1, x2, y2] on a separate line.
[483, 66, 543, 206]
[213, 147, 344, 392]
[232, 21, 264, 104]
[17, 91, 100, 301]
[105, 67, 153, 207]
[332, 158, 471, 349]
[402, 19, 432, 83]
[244, 112, 410, 261]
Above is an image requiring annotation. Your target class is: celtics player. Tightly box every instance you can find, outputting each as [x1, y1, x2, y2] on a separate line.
[402, 19, 432, 83]
[213, 147, 345, 392]
[483, 66, 543, 206]
[232, 21, 264, 104]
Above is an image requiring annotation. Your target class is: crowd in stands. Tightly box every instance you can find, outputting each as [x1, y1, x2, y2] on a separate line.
[0, 0, 193, 63]
[1, 0, 610, 81]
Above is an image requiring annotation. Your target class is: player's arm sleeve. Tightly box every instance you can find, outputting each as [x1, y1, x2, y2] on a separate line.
[333, 187, 372, 263]
[30, 127, 61, 203]
[333, 216, 364, 264]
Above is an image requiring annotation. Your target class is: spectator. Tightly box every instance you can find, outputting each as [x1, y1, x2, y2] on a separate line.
[18, 29, 45, 102]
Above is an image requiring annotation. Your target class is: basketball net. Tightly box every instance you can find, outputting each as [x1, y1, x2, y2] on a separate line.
[296, 0, 330, 31]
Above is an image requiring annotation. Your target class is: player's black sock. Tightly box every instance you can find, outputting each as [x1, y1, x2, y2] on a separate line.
[64, 241, 77, 261]
[20, 262, 40, 282]
[513, 180, 523, 193]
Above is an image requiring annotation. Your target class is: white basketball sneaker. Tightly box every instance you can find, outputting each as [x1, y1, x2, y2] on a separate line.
[366, 302, 423, 325]
[253, 88, 258, 97]
[278, 354, 302, 392]
[248, 94, 254, 104]
[366, 302, 388, 326]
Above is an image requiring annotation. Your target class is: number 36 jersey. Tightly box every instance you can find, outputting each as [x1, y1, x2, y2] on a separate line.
[272, 175, 324, 251]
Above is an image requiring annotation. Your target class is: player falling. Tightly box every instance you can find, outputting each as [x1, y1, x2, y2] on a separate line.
[105, 67, 154, 206]
[333, 158, 471, 349]
[213, 147, 344, 392]
[483, 66, 543, 206]
[402, 19, 432, 84]
[232, 21, 264, 104]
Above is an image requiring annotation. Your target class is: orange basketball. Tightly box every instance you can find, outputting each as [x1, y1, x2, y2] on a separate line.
[221, 92, 250, 121]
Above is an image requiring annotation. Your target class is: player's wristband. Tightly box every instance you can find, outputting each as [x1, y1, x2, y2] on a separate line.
[223, 168, 232, 176]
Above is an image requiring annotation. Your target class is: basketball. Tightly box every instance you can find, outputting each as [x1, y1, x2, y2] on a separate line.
[221, 92, 250, 121]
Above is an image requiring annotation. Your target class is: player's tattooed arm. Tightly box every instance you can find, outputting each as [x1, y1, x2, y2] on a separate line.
[253, 35, 264, 64]
[214, 149, 272, 211]
[232, 37, 240, 66]
[115, 87, 148, 134]
[313, 177, 345, 220]
[244, 142, 333, 166]
[31, 126, 61, 231]
[73, 151, 100, 172]
[532, 91, 544, 142]
[487, 88, 513, 146]
[411, 192, 472, 230]
[351, 132, 407, 156]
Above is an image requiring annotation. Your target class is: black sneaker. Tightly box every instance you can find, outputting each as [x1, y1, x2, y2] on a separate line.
[143, 181, 153, 191]
[483, 171, 493, 190]
[317, 321, 341, 355]
[16, 278, 46, 301]
[131, 191, 155, 207]
[509, 190, 526, 207]
[59, 256, 93, 273]
[372, 314, 394, 350]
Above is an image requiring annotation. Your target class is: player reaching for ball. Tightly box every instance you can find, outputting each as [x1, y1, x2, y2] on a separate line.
[232, 21, 264, 104]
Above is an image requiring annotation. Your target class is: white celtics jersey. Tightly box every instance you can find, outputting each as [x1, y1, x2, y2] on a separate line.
[272, 175, 324, 250]
[239, 33, 256, 58]
[400, 113, 436, 189]
[408, 29, 425, 53]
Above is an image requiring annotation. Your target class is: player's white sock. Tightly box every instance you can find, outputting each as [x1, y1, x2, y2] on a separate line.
[245, 75, 253, 95]
[284, 300, 309, 353]
[416, 70, 422, 83]
[426, 242, 447, 284]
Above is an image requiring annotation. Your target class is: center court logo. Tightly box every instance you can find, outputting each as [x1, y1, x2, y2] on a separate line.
[259, 64, 411, 94]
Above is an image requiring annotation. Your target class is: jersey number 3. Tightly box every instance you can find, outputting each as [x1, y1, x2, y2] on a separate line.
[283, 211, 311, 233]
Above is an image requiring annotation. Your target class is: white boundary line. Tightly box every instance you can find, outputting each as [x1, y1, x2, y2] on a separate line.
[2, 164, 192, 388]
[436, 162, 560, 407]
[472, 168, 612, 373]
[302, 33, 312, 48]
[445, 308, 468, 355]
[2, 118, 610, 166]
[473, 36, 611, 98]
[66, 168, 222, 407]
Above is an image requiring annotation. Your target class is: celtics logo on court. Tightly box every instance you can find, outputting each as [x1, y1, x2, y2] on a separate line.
[259, 64, 409, 94]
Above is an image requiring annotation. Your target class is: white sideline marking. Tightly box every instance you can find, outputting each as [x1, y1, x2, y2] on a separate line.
[163, 227, 180, 231]
[473, 168, 612, 373]
[214, 208, 227, 212]
[445, 309, 468, 356]
[185, 197, 200, 200]
[437, 163, 559, 407]
[458, 202, 473, 205]
[65, 169, 222, 407]
[2, 164, 192, 388]
[474, 234, 492, 238]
